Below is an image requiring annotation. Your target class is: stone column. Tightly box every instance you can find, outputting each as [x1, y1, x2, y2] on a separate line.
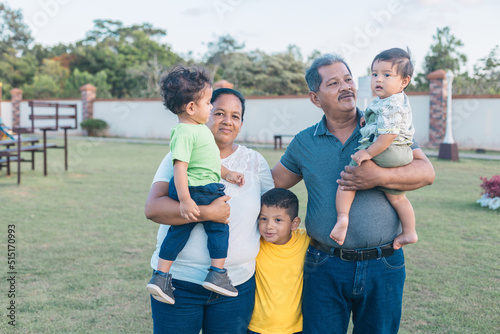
[80, 84, 96, 121]
[427, 69, 447, 147]
[10, 88, 23, 128]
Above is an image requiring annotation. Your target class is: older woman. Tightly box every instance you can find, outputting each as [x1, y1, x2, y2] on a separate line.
[145, 88, 274, 333]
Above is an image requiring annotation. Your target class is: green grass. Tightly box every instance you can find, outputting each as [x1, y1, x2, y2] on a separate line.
[0, 138, 499, 333]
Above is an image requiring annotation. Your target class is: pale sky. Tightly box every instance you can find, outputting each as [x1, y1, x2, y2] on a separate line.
[8, 0, 500, 83]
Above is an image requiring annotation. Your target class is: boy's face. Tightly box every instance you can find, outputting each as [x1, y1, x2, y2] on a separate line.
[190, 86, 213, 124]
[371, 60, 410, 99]
[258, 205, 300, 245]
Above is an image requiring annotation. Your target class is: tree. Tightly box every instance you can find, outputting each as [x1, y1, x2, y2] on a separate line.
[424, 26, 467, 74]
[0, 2, 33, 54]
[408, 26, 468, 92]
[63, 68, 112, 98]
[204, 35, 245, 81]
[71, 19, 182, 97]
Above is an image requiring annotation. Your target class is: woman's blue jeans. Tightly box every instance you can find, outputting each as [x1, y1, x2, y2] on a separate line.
[151, 275, 255, 334]
[302, 245, 406, 334]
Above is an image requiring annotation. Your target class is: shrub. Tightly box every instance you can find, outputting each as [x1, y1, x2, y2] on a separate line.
[480, 175, 500, 198]
[80, 118, 108, 137]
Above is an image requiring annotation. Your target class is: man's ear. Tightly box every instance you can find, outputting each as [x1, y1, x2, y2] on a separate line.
[309, 91, 322, 108]
[291, 217, 301, 231]
[185, 101, 196, 116]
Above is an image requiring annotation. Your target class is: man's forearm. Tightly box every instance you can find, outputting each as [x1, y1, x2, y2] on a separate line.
[382, 150, 435, 191]
[338, 149, 435, 191]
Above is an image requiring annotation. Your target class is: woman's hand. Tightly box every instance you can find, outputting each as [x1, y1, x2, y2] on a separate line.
[204, 195, 231, 224]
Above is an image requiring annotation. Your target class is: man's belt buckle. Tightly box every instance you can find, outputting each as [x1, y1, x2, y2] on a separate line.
[339, 249, 354, 261]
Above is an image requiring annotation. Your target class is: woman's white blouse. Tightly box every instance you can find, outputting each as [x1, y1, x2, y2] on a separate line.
[150, 145, 274, 285]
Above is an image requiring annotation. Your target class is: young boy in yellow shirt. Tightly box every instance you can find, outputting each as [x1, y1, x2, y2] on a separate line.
[248, 188, 310, 334]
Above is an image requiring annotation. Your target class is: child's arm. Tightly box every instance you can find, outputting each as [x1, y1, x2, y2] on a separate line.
[173, 161, 200, 221]
[221, 165, 245, 187]
[351, 133, 397, 165]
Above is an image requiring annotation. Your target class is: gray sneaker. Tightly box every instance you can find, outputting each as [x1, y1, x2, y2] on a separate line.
[147, 271, 175, 304]
[201, 269, 238, 297]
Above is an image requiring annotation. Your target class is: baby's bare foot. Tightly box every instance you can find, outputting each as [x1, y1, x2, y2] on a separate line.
[330, 216, 349, 245]
[393, 231, 418, 250]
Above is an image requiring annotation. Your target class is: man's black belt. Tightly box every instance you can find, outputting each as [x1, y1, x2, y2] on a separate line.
[310, 239, 395, 262]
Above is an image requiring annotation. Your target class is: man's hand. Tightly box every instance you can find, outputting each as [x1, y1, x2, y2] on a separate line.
[351, 149, 372, 166]
[337, 160, 383, 191]
[225, 171, 245, 187]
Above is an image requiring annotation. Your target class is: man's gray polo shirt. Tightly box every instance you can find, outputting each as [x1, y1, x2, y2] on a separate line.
[280, 110, 411, 249]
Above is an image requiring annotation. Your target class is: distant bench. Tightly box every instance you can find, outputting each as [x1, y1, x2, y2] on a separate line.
[273, 134, 295, 150]
[0, 101, 77, 184]
[0, 137, 40, 176]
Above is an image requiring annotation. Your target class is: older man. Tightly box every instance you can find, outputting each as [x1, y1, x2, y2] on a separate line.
[272, 54, 434, 334]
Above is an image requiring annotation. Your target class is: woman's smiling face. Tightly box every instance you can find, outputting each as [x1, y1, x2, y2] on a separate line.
[206, 93, 243, 147]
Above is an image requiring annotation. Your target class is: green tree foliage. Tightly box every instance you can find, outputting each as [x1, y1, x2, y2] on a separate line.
[63, 68, 112, 98]
[205, 34, 246, 82]
[0, 2, 32, 54]
[71, 19, 183, 97]
[408, 26, 468, 92]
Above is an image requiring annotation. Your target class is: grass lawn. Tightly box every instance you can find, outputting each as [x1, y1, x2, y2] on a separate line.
[0, 138, 499, 333]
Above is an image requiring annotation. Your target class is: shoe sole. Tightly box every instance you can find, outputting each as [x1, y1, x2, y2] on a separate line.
[201, 282, 238, 297]
[147, 284, 175, 304]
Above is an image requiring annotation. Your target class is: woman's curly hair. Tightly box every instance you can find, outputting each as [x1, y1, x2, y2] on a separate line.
[160, 65, 212, 114]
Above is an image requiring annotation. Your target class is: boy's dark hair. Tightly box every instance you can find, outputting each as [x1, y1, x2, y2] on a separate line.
[371, 47, 414, 83]
[261, 188, 299, 220]
[160, 65, 212, 114]
[211, 88, 246, 121]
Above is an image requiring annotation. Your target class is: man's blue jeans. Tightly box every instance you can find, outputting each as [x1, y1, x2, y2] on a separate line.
[302, 245, 406, 334]
[151, 276, 255, 334]
[159, 178, 227, 261]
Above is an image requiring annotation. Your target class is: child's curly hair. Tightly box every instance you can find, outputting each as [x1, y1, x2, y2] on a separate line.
[160, 65, 212, 114]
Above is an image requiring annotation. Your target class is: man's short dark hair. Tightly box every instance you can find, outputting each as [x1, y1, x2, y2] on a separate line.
[160, 65, 212, 114]
[305, 54, 352, 92]
[261, 188, 299, 220]
[371, 47, 414, 81]
[211, 88, 246, 121]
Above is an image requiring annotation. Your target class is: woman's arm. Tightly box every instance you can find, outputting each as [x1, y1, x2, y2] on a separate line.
[337, 148, 435, 191]
[144, 181, 230, 226]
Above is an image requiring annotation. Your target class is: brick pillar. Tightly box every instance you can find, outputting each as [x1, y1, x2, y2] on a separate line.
[10, 88, 23, 128]
[80, 84, 96, 121]
[427, 69, 447, 147]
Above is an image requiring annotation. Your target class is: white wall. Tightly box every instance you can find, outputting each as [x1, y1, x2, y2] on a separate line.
[451, 98, 500, 149]
[8, 95, 500, 150]
[1, 101, 12, 127]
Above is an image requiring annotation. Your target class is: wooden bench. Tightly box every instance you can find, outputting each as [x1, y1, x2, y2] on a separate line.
[1, 101, 77, 183]
[0, 137, 40, 176]
[273, 134, 295, 150]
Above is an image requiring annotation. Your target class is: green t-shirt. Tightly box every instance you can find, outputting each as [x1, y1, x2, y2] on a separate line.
[170, 123, 221, 187]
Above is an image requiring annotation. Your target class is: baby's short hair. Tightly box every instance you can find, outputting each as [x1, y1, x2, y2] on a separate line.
[261, 188, 299, 220]
[371, 47, 414, 80]
[160, 65, 212, 114]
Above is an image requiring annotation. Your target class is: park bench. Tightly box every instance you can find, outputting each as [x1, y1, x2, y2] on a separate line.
[273, 134, 295, 150]
[0, 101, 77, 183]
[0, 137, 40, 175]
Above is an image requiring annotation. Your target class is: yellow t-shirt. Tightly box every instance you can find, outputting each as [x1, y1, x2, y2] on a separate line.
[248, 229, 311, 334]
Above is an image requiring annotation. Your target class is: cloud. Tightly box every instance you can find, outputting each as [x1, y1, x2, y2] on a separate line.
[181, 7, 209, 16]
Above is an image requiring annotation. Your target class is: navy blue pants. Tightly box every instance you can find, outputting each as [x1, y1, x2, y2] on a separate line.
[159, 177, 227, 261]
